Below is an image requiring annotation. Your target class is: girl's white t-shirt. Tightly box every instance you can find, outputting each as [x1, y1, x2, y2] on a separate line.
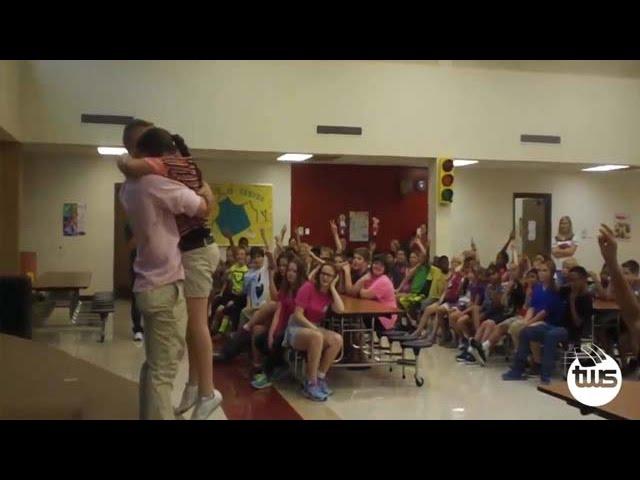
[552, 238, 578, 268]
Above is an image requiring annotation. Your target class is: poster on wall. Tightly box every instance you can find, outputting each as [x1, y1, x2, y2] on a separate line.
[613, 213, 631, 240]
[349, 211, 369, 242]
[209, 183, 273, 246]
[63, 202, 86, 236]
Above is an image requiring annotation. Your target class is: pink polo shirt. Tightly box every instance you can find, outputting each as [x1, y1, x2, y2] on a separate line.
[119, 175, 202, 292]
[363, 274, 398, 330]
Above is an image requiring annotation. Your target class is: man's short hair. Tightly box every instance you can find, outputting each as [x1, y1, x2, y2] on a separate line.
[569, 266, 588, 278]
[249, 246, 265, 258]
[122, 119, 153, 151]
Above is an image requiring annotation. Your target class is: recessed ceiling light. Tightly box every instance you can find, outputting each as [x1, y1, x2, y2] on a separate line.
[453, 159, 478, 167]
[581, 164, 629, 172]
[98, 146, 128, 156]
[277, 153, 313, 162]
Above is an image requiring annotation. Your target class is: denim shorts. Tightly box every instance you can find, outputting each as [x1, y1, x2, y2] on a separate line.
[283, 315, 308, 348]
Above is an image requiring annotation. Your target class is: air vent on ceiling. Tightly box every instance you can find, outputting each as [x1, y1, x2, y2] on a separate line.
[317, 125, 362, 136]
[520, 134, 561, 144]
[309, 154, 343, 162]
[81, 114, 135, 125]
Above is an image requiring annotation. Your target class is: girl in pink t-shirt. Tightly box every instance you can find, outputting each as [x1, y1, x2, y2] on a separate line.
[285, 263, 345, 401]
[351, 254, 399, 331]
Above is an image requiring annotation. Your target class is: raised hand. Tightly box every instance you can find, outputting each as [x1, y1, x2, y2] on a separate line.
[509, 229, 516, 241]
[330, 273, 340, 289]
[598, 224, 618, 265]
[329, 219, 338, 234]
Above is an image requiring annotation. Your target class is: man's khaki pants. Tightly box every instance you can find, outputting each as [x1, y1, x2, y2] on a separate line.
[135, 282, 188, 420]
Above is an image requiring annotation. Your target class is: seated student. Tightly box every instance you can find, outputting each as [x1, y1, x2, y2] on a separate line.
[556, 257, 579, 288]
[396, 237, 440, 315]
[395, 249, 419, 294]
[502, 259, 565, 384]
[350, 254, 398, 332]
[598, 258, 640, 373]
[506, 268, 540, 352]
[210, 247, 248, 335]
[239, 246, 274, 330]
[467, 264, 526, 365]
[390, 247, 409, 290]
[214, 249, 288, 362]
[251, 256, 307, 389]
[284, 263, 345, 401]
[598, 225, 640, 376]
[405, 255, 456, 341]
[559, 266, 593, 348]
[349, 247, 371, 285]
[588, 263, 611, 299]
[455, 264, 507, 363]
[431, 257, 478, 341]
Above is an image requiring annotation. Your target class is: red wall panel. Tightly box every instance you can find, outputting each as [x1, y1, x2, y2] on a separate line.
[290, 164, 428, 251]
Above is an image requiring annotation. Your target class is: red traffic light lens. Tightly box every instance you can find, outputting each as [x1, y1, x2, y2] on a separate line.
[442, 159, 454, 172]
[442, 174, 454, 187]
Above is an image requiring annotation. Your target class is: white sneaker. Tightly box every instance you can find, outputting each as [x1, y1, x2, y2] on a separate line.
[133, 332, 144, 342]
[191, 389, 223, 420]
[175, 383, 199, 415]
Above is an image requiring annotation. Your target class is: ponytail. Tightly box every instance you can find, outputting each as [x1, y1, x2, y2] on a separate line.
[171, 134, 191, 158]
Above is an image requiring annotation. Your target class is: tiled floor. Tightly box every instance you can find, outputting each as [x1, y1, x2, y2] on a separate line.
[34, 300, 599, 420]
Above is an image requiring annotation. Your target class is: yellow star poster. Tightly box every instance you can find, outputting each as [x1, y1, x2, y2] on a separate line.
[208, 183, 273, 246]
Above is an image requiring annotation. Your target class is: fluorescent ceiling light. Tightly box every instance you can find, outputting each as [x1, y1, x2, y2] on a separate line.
[453, 159, 478, 167]
[277, 153, 313, 162]
[98, 146, 128, 156]
[581, 164, 629, 172]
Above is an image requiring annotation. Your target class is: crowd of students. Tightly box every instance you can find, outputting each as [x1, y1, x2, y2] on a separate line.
[210, 215, 640, 399]
[118, 119, 640, 418]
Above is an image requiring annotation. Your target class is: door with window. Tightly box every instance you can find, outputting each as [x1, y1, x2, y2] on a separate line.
[514, 193, 552, 259]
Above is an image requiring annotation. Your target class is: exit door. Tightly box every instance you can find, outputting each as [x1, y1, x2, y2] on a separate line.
[514, 194, 552, 259]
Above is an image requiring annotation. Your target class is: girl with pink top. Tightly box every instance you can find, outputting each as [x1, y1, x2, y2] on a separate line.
[285, 263, 345, 401]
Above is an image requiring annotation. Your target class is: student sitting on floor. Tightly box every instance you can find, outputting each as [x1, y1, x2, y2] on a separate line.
[467, 264, 526, 365]
[284, 263, 345, 401]
[250, 256, 307, 389]
[502, 259, 565, 384]
[210, 246, 248, 336]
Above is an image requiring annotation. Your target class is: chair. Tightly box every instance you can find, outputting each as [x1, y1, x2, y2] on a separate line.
[0, 275, 33, 339]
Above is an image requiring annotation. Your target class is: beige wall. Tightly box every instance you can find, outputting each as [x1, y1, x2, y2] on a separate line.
[448, 167, 640, 272]
[19, 61, 640, 165]
[0, 61, 21, 140]
[20, 154, 291, 293]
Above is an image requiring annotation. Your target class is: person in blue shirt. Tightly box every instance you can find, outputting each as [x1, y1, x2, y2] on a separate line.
[502, 259, 567, 384]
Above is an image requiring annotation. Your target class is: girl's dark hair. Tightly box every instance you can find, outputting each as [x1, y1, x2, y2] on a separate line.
[371, 253, 392, 275]
[280, 257, 307, 298]
[273, 252, 291, 290]
[136, 128, 193, 159]
[171, 134, 191, 157]
[496, 250, 509, 268]
[314, 262, 338, 291]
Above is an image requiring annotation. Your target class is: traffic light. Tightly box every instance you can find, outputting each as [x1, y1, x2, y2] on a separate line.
[438, 158, 454, 204]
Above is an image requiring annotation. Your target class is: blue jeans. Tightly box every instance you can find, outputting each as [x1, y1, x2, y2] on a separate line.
[511, 323, 568, 377]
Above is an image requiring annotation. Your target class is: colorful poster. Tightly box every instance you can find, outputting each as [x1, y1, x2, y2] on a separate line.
[349, 211, 369, 242]
[613, 213, 631, 240]
[63, 202, 86, 236]
[209, 183, 273, 246]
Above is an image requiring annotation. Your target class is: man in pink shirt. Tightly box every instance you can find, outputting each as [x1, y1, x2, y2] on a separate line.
[120, 164, 212, 420]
